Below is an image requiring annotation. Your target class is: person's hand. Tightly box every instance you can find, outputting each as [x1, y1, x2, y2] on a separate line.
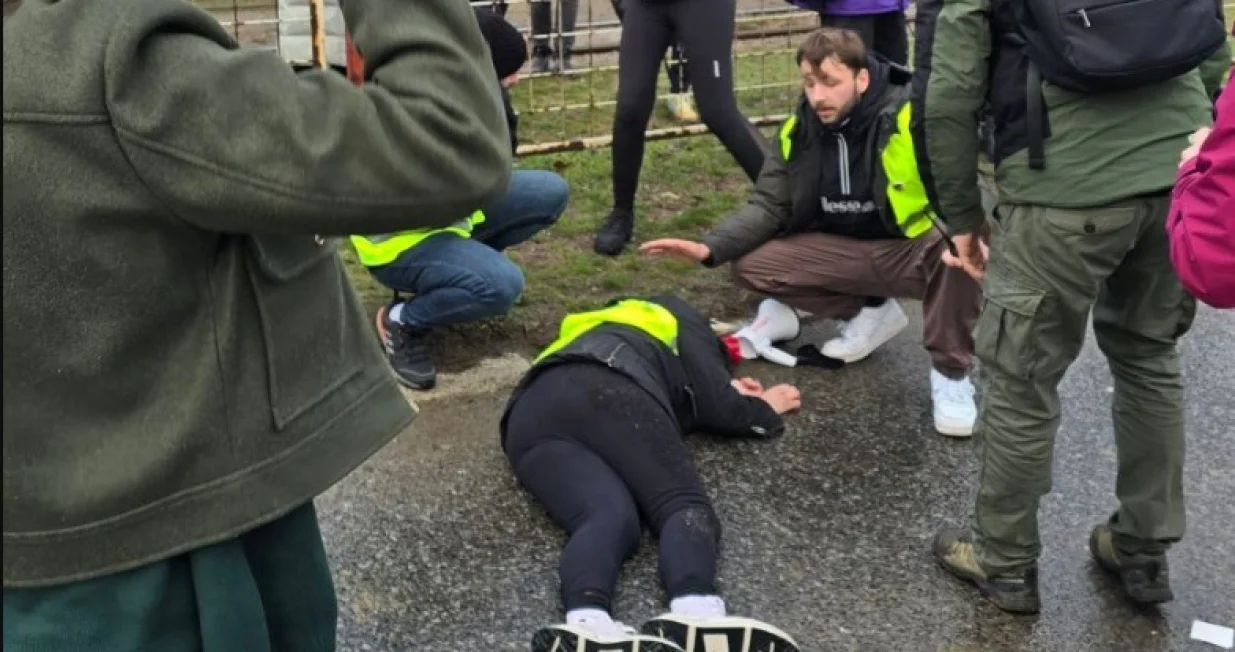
[639, 238, 711, 263]
[731, 377, 764, 397]
[1180, 127, 1212, 168]
[759, 384, 802, 414]
[942, 232, 990, 282]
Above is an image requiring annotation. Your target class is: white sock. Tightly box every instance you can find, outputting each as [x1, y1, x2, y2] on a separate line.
[387, 302, 405, 322]
[566, 607, 614, 629]
[669, 594, 727, 619]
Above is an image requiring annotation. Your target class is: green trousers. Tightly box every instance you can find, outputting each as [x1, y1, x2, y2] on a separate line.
[972, 196, 1194, 576]
[4, 503, 337, 652]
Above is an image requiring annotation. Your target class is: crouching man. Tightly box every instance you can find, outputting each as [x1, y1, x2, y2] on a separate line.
[641, 28, 982, 436]
[351, 9, 570, 389]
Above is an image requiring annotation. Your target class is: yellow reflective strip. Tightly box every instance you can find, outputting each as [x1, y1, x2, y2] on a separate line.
[881, 103, 935, 239]
[534, 299, 680, 363]
[778, 114, 798, 160]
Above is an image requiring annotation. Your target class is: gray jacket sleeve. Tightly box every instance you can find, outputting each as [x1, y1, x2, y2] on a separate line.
[105, 0, 512, 236]
[701, 147, 793, 266]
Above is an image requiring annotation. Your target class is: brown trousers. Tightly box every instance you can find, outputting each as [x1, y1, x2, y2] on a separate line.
[732, 230, 981, 376]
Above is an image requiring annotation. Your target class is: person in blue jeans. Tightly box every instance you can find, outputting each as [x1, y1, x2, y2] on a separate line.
[352, 9, 571, 389]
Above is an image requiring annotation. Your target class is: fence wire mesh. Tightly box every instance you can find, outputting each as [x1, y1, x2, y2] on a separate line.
[201, 0, 1234, 156]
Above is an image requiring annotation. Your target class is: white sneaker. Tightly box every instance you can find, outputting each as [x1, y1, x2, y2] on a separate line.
[532, 622, 684, 652]
[931, 368, 977, 437]
[641, 614, 800, 652]
[820, 299, 909, 363]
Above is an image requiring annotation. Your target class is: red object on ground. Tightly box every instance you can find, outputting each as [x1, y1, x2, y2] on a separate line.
[345, 33, 364, 87]
[720, 335, 743, 367]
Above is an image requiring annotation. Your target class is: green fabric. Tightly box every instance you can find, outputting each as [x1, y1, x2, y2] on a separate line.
[970, 197, 1192, 576]
[914, 0, 1214, 235]
[3, 0, 509, 587]
[4, 504, 337, 652]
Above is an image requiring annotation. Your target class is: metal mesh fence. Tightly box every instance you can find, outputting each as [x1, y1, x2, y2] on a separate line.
[201, 0, 1234, 156]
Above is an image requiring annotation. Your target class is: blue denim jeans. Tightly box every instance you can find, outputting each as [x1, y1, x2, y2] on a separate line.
[370, 170, 569, 330]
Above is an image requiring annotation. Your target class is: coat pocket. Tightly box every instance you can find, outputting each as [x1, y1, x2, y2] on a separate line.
[245, 234, 365, 430]
[974, 273, 1048, 381]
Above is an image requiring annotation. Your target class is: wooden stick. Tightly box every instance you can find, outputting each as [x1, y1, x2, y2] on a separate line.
[309, 0, 327, 69]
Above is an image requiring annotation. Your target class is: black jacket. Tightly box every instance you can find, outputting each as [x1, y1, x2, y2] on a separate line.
[702, 56, 913, 265]
[500, 295, 785, 446]
[793, 56, 897, 240]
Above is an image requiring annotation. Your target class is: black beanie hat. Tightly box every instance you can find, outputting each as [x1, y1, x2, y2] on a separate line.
[474, 9, 528, 80]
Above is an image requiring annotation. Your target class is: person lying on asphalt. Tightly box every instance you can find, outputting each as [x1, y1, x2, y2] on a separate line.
[501, 294, 802, 652]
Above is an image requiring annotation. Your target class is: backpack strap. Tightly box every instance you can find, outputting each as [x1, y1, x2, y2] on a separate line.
[1026, 61, 1046, 170]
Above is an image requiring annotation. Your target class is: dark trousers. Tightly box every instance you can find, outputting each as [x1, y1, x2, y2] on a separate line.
[732, 230, 981, 377]
[4, 504, 336, 652]
[504, 364, 721, 612]
[611, 0, 768, 212]
[611, 0, 691, 94]
[818, 11, 909, 66]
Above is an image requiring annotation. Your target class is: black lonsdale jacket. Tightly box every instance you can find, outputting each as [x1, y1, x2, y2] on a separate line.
[500, 295, 785, 446]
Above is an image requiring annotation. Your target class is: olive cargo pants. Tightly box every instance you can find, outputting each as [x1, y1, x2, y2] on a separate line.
[972, 195, 1194, 576]
[3, 503, 337, 652]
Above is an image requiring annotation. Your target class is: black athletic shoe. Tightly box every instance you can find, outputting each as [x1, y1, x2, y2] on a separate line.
[593, 209, 634, 256]
[640, 614, 800, 652]
[1089, 523, 1174, 605]
[375, 304, 436, 390]
[531, 624, 684, 652]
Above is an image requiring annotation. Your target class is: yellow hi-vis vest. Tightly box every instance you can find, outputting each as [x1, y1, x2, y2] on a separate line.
[778, 102, 935, 239]
[349, 210, 487, 267]
[534, 299, 680, 364]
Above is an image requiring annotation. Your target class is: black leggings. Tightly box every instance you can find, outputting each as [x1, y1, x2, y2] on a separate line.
[610, 0, 690, 94]
[818, 11, 909, 67]
[504, 364, 721, 612]
[611, 0, 767, 213]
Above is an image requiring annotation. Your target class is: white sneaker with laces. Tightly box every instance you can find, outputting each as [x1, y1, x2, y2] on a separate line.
[821, 299, 909, 363]
[931, 369, 977, 437]
[531, 621, 684, 652]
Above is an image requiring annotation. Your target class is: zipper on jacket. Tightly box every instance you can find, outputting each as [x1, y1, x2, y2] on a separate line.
[603, 343, 626, 367]
[836, 134, 851, 195]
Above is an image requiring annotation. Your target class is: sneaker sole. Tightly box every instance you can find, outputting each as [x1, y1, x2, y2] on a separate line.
[821, 310, 910, 363]
[934, 418, 975, 438]
[393, 373, 436, 391]
[641, 615, 799, 652]
[532, 627, 684, 652]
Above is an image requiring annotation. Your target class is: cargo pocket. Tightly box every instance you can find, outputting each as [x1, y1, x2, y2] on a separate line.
[245, 235, 364, 430]
[974, 273, 1047, 380]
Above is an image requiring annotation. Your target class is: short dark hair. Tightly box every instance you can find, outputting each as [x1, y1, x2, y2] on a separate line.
[795, 28, 868, 73]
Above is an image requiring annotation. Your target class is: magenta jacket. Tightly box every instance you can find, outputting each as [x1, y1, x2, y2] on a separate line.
[1168, 85, 1235, 309]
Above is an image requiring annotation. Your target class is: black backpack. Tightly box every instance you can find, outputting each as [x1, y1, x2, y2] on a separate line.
[1017, 0, 1228, 169]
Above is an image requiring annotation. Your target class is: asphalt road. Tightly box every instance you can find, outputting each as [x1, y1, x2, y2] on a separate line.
[317, 301, 1234, 652]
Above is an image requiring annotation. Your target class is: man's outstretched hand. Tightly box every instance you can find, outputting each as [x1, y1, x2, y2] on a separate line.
[639, 238, 711, 263]
[760, 384, 802, 414]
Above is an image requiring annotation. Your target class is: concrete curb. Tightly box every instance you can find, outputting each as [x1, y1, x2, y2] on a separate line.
[399, 352, 531, 406]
